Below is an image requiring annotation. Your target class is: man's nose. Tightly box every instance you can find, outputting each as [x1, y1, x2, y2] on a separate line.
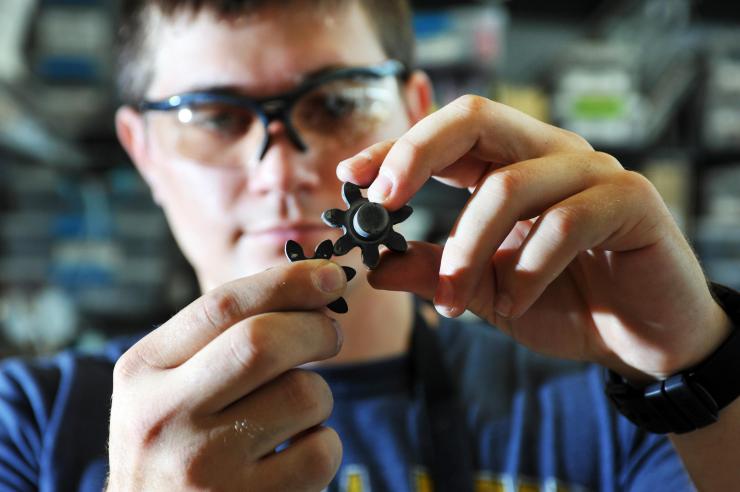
[246, 121, 321, 194]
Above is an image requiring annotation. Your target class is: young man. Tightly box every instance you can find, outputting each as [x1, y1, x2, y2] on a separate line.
[1, 0, 738, 490]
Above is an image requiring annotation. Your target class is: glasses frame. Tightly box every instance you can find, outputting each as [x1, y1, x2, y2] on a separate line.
[137, 59, 408, 162]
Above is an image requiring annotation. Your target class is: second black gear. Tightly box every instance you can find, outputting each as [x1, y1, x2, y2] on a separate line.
[284, 239, 356, 314]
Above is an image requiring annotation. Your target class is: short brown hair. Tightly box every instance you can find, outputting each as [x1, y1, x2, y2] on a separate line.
[116, 0, 415, 103]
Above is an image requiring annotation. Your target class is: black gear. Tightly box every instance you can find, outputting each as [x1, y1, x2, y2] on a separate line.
[284, 239, 356, 314]
[321, 182, 413, 269]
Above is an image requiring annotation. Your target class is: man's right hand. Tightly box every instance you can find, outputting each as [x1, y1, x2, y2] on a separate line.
[106, 260, 347, 491]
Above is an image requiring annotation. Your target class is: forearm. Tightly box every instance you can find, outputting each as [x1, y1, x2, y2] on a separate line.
[671, 397, 740, 491]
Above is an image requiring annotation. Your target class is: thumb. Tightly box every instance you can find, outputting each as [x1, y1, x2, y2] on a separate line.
[367, 242, 442, 300]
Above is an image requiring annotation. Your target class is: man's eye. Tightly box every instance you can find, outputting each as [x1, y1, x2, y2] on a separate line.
[298, 93, 358, 122]
[323, 94, 358, 117]
[298, 93, 362, 128]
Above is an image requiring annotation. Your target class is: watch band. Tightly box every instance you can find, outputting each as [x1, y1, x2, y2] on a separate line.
[605, 283, 740, 434]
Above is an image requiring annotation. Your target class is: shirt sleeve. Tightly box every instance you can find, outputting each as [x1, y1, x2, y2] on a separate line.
[615, 408, 696, 491]
[0, 359, 60, 491]
[591, 366, 695, 492]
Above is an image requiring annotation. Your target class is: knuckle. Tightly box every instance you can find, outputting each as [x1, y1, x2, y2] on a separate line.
[455, 94, 488, 116]
[620, 169, 653, 189]
[305, 428, 342, 485]
[112, 353, 138, 384]
[201, 287, 242, 330]
[283, 370, 332, 418]
[230, 318, 276, 372]
[542, 206, 579, 240]
[484, 168, 524, 202]
[113, 347, 149, 384]
[591, 151, 623, 171]
[557, 128, 594, 151]
[617, 170, 662, 202]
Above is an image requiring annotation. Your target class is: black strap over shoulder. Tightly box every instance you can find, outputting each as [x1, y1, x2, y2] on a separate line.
[410, 309, 474, 492]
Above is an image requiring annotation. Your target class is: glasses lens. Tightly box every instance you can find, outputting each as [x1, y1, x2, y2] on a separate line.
[159, 102, 264, 166]
[292, 77, 398, 149]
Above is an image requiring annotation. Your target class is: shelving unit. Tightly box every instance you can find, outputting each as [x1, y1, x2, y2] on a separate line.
[0, 0, 197, 357]
[1, 0, 739, 357]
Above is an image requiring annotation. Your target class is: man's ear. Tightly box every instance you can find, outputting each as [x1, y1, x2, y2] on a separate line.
[402, 70, 434, 125]
[115, 106, 162, 204]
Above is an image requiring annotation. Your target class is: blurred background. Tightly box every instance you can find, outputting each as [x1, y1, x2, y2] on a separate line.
[0, 0, 738, 358]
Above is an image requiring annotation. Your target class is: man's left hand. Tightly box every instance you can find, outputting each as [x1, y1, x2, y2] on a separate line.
[337, 95, 731, 381]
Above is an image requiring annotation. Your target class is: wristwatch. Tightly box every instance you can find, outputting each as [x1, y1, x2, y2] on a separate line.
[605, 283, 740, 434]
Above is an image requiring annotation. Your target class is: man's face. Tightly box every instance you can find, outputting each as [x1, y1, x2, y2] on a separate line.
[125, 4, 416, 290]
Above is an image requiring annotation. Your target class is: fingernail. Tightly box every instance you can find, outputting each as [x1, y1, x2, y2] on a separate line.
[331, 318, 344, 352]
[494, 293, 512, 318]
[337, 152, 371, 181]
[434, 276, 457, 318]
[368, 173, 392, 203]
[336, 163, 353, 182]
[312, 263, 344, 293]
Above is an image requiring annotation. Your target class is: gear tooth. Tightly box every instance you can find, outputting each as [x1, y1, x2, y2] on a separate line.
[361, 244, 380, 269]
[326, 297, 349, 314]
[333, 234, 356, 256]
[390, 205, 413, 224]
[314, 239, 334, 259]
[322, 209, 345, 228]
[383, 231, 408, 252]
[285, 240, 305, 262]
[341, 266, 357, 282]
[342, 182, 363, 206]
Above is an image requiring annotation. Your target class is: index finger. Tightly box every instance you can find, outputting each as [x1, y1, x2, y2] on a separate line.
[338, 95, 592, 210]
[129, 260, 348, 370]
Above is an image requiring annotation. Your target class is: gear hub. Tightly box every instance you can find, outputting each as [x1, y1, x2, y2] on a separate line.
[321, 182, 413, 269]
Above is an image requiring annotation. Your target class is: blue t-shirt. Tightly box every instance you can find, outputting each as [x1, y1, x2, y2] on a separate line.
[0, 313, 693, 491]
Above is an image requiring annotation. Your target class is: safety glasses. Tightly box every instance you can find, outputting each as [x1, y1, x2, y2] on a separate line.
[137, 60, 408, 167]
